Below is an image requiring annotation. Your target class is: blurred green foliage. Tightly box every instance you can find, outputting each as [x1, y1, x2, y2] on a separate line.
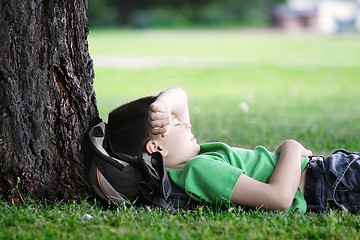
[87, 0, 278, 28]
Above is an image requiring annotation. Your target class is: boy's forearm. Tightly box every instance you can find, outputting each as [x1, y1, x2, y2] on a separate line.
[230, 141, 302, 210]
[269, 140, 303, 206]
[156, 87, 190, 123]
[230, 140, 311, 210]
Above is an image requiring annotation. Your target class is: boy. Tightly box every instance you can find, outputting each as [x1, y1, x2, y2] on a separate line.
[108, 87, 360, 213]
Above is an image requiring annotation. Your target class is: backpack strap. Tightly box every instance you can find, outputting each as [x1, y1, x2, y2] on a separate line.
[96, 166, 126, 202]
[140, 152, 172, 200]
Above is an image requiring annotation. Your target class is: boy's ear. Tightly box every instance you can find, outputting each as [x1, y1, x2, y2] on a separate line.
[145, 140, 168, 157]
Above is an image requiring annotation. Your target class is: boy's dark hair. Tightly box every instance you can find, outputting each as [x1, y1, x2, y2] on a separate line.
[107, 96, 157, 157]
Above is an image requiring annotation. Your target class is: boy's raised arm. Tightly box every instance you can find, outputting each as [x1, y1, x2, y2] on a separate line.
[231, 140, 312, 211]
[149, 87, 190, 137]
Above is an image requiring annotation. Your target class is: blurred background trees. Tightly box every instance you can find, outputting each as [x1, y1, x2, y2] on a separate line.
[87, 0, 279, 28]
[87, 0, 360, 33]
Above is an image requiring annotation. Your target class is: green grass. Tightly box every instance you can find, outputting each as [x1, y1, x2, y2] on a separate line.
[2, 28, 360, 239]
[1, 199, 360, 239]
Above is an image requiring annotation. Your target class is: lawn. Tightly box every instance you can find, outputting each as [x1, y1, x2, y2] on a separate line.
[2, 28, 360, 239]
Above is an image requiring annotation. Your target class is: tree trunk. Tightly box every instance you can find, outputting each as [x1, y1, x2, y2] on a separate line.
[0, 0, 98, 202]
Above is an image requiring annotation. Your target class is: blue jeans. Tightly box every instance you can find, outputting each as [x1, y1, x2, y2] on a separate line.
[304, 149, 360, 213]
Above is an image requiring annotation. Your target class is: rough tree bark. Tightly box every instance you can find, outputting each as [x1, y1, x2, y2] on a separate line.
[0, 0, 98, 202]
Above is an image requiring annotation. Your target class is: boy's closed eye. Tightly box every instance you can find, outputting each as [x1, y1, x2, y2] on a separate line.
[172, 116, 181, 126]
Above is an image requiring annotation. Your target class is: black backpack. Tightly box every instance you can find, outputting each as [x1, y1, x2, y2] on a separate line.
[86, 118, 197, 211]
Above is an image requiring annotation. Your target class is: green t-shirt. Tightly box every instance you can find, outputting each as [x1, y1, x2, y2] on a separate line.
[167, 142, 310, 212]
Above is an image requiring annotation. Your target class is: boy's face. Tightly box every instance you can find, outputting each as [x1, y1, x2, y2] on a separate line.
[152, 115, 200, 169]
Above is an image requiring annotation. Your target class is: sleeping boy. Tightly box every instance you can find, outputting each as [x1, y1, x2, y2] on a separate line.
[107, 87, 360, 213]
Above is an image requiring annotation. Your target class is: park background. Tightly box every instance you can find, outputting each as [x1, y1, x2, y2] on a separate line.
[2, 0, 360, 239]
[89, 0, 360, 156]
[85, 1, 360, 237]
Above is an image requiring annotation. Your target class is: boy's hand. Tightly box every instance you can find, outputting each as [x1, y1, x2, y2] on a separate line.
[148, 87, 191, 138]
[301, 147, 312, 158]
[149, 100, 171, 137]
[276, 139, 312, 157]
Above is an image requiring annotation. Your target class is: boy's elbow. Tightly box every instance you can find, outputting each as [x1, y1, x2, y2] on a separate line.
[275, 194, 293, 211]
[173, 86, 188, 98]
